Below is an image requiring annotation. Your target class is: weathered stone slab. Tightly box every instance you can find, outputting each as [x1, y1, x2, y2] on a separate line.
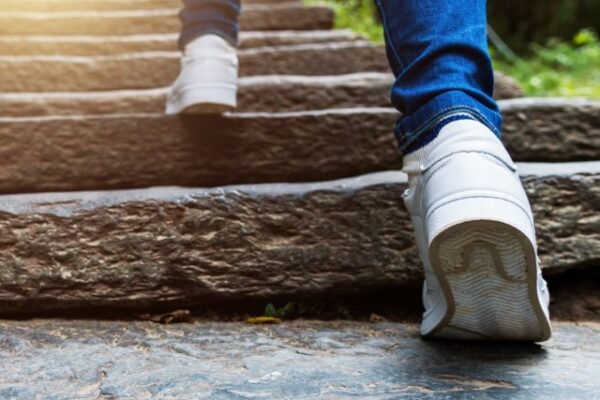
[0, 164, 596, 312]
[495, 71, 525, 98]
[0, 73, 529, 117]
[0, 321, 599, 399]
[0, 4, 334, 35]
[0, 43, 522, 97]
[0, 73, 393, 115]
[0, 42, 385, 92]
[0, 102, 596, 194]
[518, 162, 600, 273]
[0, 109, 401, 192]
[0, 30, 363, 55]
[0, 0, 287, 12]
[501, 97, 600, 161]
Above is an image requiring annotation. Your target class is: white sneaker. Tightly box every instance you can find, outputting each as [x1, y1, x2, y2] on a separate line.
[402, 119, 552, 341]
[166, 34, 238, 114]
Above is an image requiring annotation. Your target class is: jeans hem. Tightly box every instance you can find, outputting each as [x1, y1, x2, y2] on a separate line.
[178, 26, 239, 49]
[395, 91, 502, 153]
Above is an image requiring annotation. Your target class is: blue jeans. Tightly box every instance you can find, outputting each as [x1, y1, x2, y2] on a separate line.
[178, 0, 241, 49]
[179, 0, 502, 154]
[375, 0, 502, 153]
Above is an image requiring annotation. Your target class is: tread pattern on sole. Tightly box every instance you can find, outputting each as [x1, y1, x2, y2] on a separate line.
[431, 222, 544, 340]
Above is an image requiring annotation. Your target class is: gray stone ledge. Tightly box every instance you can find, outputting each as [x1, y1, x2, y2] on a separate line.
[0, 4, 334, 36]
[0, 164, 596, 312]
[0, 0, 286, 12]
[0, 30, 363, 55]
[0, 42, 385, 91]
[0, 103, 596, 195]
[0, 72, 525, 116]
[0, 72, 394, 115]
[0, 320, 598, 399]
[499, 98, 600, 161]
[0, 43, 522, 97]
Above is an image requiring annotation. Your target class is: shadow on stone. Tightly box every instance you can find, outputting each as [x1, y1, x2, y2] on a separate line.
[179, 113, 237, 150]
[413, 339, 548, 394]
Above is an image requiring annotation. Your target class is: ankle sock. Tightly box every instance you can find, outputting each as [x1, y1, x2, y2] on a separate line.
[403, 114, 475, 155]
[402, 118, 502, 188]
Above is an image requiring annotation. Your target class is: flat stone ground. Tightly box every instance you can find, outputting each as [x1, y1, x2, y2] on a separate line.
[0, 320, 598, 399]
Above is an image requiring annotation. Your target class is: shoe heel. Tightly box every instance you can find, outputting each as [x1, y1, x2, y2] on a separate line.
[425, 197, 551, 341]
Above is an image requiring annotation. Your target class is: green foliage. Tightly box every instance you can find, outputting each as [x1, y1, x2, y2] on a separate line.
[264, 303, 277, 317]
[493, 29, 600, 98]
[304, 1, 599, 98]
[305, 0, 383, 42]
[264, 302, 295, 319]
[487, 0, 600, 50]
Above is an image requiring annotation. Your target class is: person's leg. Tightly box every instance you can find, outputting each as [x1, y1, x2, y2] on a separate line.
[375, 0, 551, 341]
[166, 0, 241, 114]
[178, 0, 241, 49]
[376, 0, 500, 152]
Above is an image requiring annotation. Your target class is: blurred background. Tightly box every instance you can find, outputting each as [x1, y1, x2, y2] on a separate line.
[306, 0, 600, 98]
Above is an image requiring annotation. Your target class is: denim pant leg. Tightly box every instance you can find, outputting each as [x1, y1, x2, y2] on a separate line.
[374, 0, 502, 154]
[178, 0, 241, 49]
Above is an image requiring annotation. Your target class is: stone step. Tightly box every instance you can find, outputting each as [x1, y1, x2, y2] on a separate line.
[0, 42, 385, 92]
[0, 73, 394, 115]
[0, 320, 598, 399]
[0, 76, 569, 117]
[0, 0, 287, 12]
[0, 101, 596, 194]
[0, 72, 532, 117]
[0, 30, 363, 55]
[0, 162, 596, 313]
[0, 42, 523, 97]
[502, 98, 600, 161]
[0, 4, 334, 35]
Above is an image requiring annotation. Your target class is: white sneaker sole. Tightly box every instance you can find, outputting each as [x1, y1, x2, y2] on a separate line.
[425, 198, 552, 341]
[166, 84, 237, 115]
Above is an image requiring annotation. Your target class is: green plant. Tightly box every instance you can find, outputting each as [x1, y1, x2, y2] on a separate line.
[264, 302, 295, 319]
[305, 1, 600, 98]
[493, 29, 600, 98]
[487, 0, 600, 50]
[305, 0, 383, 42]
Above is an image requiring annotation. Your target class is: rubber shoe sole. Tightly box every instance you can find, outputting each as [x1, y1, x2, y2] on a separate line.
[428, 218, 552, 341]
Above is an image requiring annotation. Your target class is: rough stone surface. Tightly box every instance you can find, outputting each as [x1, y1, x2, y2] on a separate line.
[519, 162, 600, 273]
[0, 30, 363, 55]
[0, 166, 595, 313]
[0, 4, 334, 35]
[0, 73, 393, 116]
[0, 42, 384, 92]
[0, 320, 598, 399]
[501, 98, 600, 161]
[0, 72, 525, 117]
[0, 43, 522, 97]
[0, 0, 284, 12]
[0, 110, 401, 193]
[0, 102, 597, 194]
[494, 71, 525, 98]
[0, 0, 184, 11]
[520, 161, 600, 273]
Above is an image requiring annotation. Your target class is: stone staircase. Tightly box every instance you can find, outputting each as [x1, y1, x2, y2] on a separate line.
[0, 0, 598, 397]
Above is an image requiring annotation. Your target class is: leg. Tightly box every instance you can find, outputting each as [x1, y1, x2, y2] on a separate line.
[166, 0, 241, 114]
[375, 0, 551, 341]
[375, 0, 500, 152]
[178, 0, 241, 49]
